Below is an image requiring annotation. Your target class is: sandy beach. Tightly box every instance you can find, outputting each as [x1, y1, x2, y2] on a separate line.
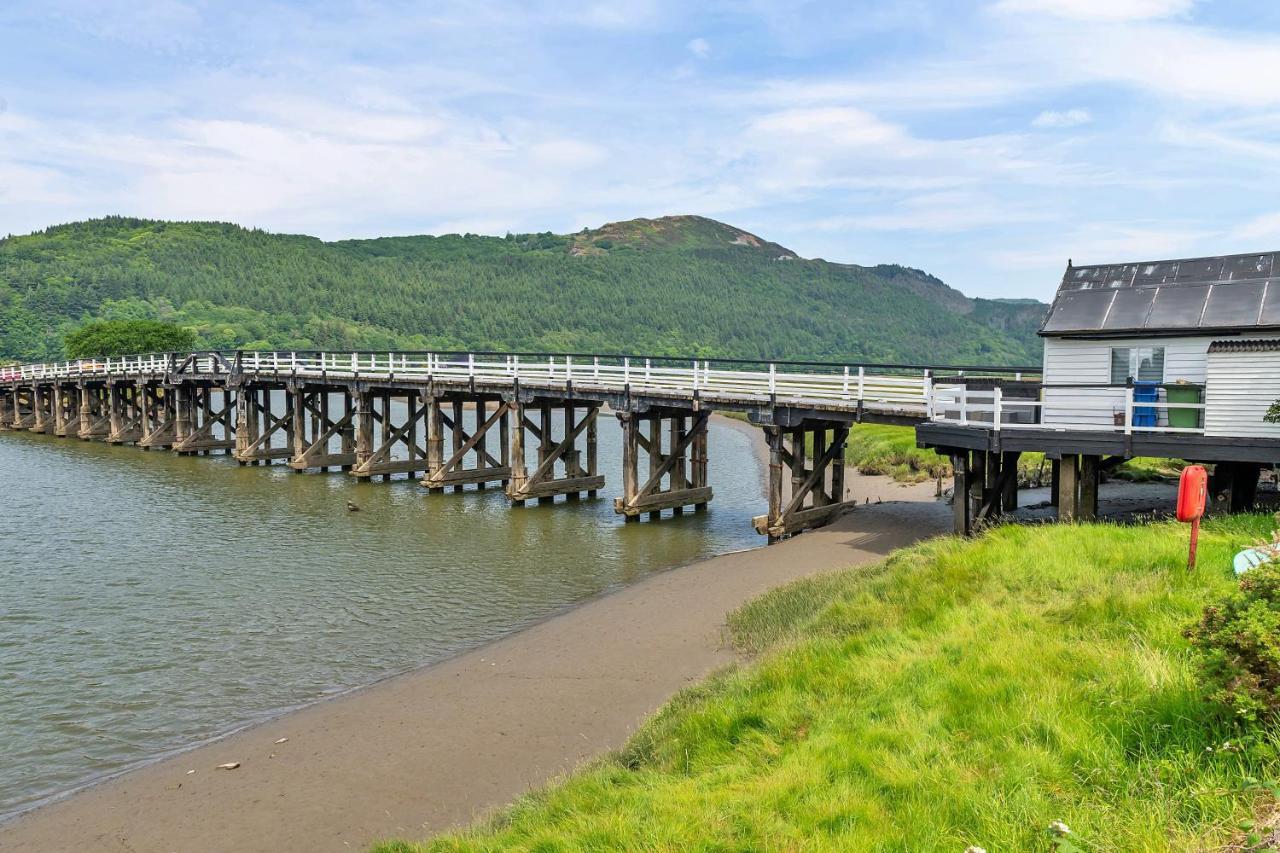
[0, 416, 951, 852]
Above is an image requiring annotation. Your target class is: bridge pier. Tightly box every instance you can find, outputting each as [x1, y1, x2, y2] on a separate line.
[54, 382, 78, 437]
[752, 420, 853, 542]
[351, 387, 430, 480]
[614, 407, 711, 521]
[137, 382, 177, 448]
[0, 387, 11, 430]
[172, 383, 236, 455]
[422, 393, 511, 491]
[507, 398, 601, 504]
[29, 383, 51, 433]
[948, 449, 1023, 536]
[285, 385, 355, 471]
[107, 380, 143, 444]
[77, 383, 111, 440]
[234, 384, 293, 464]
[12, 385, 35, 430]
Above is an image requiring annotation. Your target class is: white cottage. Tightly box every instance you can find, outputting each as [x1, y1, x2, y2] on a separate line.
[919, 249, 1280, 535]
[1040, 252, 1280, 437]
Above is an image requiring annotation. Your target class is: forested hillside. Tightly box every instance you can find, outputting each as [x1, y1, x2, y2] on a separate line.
[0, 215, 1046, 364]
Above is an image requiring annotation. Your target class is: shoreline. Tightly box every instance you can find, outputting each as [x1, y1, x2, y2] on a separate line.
[1, 415, 773, 828]
[0, 416, 951, 852]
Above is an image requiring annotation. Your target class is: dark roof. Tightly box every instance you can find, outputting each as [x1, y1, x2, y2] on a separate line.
[1208, 339, 1280, 353]
[1040, 250, 1280, 336]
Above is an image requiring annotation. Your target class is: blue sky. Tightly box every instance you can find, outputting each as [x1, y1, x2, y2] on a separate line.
[3, 0, 1280, 300]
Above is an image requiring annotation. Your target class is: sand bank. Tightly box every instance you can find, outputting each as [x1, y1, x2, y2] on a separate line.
[1, 416, 950, 851]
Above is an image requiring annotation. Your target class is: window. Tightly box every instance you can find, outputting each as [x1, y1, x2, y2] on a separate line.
[1109, 346, 1165, 384]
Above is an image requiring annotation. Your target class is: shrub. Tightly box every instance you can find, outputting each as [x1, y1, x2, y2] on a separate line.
[64, 319, 196, 359]
[1188, 560, 1280, 722]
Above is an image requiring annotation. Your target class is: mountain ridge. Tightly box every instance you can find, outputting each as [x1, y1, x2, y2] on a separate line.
[0, 214, 1046, 365]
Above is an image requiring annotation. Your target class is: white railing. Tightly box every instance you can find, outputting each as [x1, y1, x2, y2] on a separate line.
[0, 351, 1036, 416]
[929, 382, 1206, 435]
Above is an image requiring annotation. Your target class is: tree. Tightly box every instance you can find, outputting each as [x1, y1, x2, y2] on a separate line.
[64, 319, 196, 359]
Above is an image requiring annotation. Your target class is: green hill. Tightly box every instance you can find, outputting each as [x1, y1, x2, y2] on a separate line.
[379, 516, 1277, 851]
[0, 215, 1046, 365]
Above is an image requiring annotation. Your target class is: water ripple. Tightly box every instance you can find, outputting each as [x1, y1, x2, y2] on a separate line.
[0, 419, 764, 819]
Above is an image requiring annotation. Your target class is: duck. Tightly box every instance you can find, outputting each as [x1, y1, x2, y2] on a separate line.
[346, 500, 360, 512]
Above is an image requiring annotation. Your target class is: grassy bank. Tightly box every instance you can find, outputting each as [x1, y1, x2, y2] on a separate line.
[820, 420, 1179, 487]
[378, 516, 1280, 851]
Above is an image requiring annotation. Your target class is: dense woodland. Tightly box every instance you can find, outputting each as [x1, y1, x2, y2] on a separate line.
[0, 215, 1046, 365]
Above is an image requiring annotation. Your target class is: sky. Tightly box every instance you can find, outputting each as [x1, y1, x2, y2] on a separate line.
[4, 0, 1280, 301]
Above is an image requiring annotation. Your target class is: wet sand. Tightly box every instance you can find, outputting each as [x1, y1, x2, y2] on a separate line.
[0, 417, 952, 852]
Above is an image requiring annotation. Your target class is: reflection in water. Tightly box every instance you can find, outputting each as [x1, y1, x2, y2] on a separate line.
[0, 418, 764, 819]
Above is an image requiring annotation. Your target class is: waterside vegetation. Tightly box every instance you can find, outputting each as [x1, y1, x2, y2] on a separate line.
[378, 515, 1280, 851]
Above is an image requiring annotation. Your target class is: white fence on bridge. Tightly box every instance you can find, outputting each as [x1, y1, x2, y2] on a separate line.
[0, 351, 1035, 417]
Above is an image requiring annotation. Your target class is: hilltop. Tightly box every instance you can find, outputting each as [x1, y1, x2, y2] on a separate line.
[0, 214, 1046, 364]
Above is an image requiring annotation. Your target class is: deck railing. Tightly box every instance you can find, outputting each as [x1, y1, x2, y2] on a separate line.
[0, 350, 1039, 415]
[929, 381, 1206, 435]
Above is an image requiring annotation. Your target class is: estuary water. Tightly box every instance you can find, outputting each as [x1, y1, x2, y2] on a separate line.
[0, 417, 765, 820]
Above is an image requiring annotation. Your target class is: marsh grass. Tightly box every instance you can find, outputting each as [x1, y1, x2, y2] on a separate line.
[377, 515, 1280, 851]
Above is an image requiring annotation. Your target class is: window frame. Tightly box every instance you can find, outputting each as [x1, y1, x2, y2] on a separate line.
[1109, 345, 1165, 384]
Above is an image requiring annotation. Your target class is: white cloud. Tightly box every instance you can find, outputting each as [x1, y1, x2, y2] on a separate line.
[804, 193, 1051, 233]
[579, 0, 659, 29]
[686, 37, 710, 59]
[1032, 108, 1092, 128]
[1230, 212, 1280, 245]
[749, 107, 907, 148]
[989, 224, 1208, 270]
[991, 0, 1195, 22]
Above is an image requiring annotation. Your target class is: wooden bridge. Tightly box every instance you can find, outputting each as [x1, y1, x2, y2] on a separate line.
[0, 351, 1031, 540]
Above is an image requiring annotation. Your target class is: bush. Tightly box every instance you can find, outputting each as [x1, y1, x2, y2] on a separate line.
[1188, 560, 1280, 722]
[64, 319, 196, 359]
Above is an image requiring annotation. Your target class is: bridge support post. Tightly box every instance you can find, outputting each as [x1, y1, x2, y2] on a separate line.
[172, 383, 237, 455]
[505, 399, 600, 505]
[1002, 451, 1020, 512]
[421, 394, 511, 491]
[752, 420, 852, 541]
[962, 449, 1020, 532]
[350, 387, 431, 480]
[232, 385, 292, 464]
[29, 384, 50, 433]
[1079, 454, 1099, 521]
[353, 389, 374, 472]
[106, 381, 142, 444]
[53, 383, 77, 436]
[172, 383, 194, 452]
[77, 383, 111, 440]
[0, 387, 11, 431]
[951, 452, 971, 536]
[234, 385, 252, 462]
[11, 386, 34, 430]
[286, 386, 357, 472]
[1056, 454, 1079, 522]
[138, 382, 176, 449]
[615, 407, 711, 521]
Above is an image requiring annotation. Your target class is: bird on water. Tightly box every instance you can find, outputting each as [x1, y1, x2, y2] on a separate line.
[347, 500, 360, 512]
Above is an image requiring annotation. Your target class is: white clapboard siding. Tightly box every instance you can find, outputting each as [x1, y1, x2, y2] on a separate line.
[1041, 335, 1241, 428]
[1041, 338, 1116, 427]
[1205, 349, 1280, 438]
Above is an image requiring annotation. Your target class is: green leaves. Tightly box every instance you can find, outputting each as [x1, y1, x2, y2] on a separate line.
[64, 319, 195, 358]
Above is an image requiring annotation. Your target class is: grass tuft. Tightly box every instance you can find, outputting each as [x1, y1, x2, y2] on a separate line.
[378, 515, 1280, 851]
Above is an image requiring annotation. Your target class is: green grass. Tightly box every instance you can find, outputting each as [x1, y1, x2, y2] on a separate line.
[377, 515, 1280, 852]
[837, 423, 1180, 489]
[841, 422, 951, 482]
[1112, 457, 1189, 483]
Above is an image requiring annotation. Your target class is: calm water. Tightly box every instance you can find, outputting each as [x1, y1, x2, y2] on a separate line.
[0, 417, 765, 820]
